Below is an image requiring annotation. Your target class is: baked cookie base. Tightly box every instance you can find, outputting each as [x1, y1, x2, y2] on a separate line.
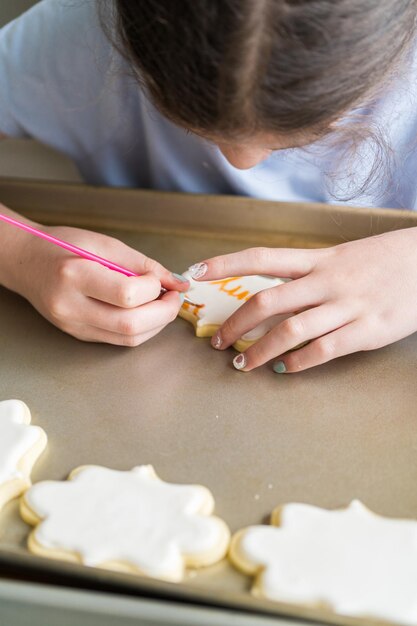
[178, 308, 254, 353]
[20, 465, 231, 583]
[0, 426, 47, 512]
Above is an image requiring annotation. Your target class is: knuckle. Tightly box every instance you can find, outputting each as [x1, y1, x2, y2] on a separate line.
[56, 258, 75, 283]
[47, 294, 68, 322]
[116, 283, 137, 308]
[251, 288, 275, 314]
[142, 256, 160, 275]
[117, 316, 139, 337]
[315, 335, 337, 361]
[251, 247, 271, 265]
[281, 315, 305, 342]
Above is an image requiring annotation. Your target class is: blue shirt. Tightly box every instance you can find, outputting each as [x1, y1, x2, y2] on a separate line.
[1, 0, 417, 210]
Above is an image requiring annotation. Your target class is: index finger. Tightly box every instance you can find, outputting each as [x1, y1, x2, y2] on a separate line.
[75, 260, 162, 308]
[188, 247, 317, 281]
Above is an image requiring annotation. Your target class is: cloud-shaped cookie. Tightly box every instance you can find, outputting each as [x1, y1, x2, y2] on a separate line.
[179, 273, 287, 351]
[0, 399, 47, 511]
[21, 465, 230, 582]
[230, 500, 417, 625]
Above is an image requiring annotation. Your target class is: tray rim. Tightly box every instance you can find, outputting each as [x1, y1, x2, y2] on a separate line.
[0, 546, 388, 626]
[1, 177, 416, 248]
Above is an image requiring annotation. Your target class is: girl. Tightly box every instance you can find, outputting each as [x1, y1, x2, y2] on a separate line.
[0, 0, 416, 373]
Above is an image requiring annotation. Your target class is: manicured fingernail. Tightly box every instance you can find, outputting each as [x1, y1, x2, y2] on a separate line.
[273, 361, 287, 374]
[188, 262, 208, 279]
[212, 332, 222, 349]
[179, 292, 185, 304]
[172, 272, 189, 283]
[233, 353, 247, 371]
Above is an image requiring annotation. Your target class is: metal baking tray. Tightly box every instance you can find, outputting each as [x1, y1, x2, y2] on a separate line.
[0, 179, 416, 626]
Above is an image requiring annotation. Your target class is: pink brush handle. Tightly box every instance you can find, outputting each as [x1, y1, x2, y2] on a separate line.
[0, 213, 198, 305]
[0, 213, 137, 277]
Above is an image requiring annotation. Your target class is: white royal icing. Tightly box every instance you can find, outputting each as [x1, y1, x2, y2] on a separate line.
[235, 500, 417, 624]
[182, 272, 287, 341]
[25, 465, 229, 581]
[0, 399, 42, 484]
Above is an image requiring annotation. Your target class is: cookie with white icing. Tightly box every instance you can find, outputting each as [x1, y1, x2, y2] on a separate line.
[20, 465, 230, 582]
[179, 272, 287, 351]
[229, 500, 417, 625]
[0, 399, 47, 511]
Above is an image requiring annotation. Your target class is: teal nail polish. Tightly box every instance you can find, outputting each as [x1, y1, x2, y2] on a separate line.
[179, 292, 185, 304]
[173, 272, 188, 283]
[273, 361, 286, 374]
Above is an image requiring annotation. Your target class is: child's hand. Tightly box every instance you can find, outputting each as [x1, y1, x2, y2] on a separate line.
[3, 218, 188, 345]
[188, 227, 417, 372]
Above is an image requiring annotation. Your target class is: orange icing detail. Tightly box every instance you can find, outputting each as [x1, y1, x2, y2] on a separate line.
[183, 300, 206, 317]
[210, 278, 253, 302]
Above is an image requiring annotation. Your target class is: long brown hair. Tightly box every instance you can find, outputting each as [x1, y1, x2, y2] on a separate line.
[112, 0, 416, 138]
[103, 1, 417, 199]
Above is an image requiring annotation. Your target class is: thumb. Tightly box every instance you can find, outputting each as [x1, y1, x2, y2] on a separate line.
[136, 256, 189, 292]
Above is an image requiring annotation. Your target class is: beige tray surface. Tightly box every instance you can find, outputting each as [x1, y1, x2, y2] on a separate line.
[0, 179, 416, 626]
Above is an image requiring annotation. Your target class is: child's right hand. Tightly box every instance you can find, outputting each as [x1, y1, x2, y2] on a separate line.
[0, 209, 189, 345]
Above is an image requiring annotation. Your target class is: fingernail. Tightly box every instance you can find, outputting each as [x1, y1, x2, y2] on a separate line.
[188, 262, 208, 279]
[233, 353, 247, 371]
[212, 332, 222, 349]
[273, 361, 287, 374]
[179, 292, 185, 304]
[172, 272, 189, 283]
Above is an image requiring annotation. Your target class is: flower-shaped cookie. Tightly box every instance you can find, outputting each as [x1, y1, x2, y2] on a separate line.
[20, 465, 230, 582]
[230, 500, 417, 625]
[179, 272, 287, 351]
[0, 399, 47, 511]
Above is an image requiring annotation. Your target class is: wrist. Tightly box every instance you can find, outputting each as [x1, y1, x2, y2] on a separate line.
[0, 204, 41, 293]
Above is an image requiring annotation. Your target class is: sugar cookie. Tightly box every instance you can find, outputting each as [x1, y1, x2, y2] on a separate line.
[20, 465, 230, 582]
[179, 272, 287, 351]
[0, 399, 47, 511]
[229, 500, 417, 625]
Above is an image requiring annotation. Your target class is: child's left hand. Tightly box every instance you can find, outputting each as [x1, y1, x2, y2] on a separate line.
[188, 227, 417, 373]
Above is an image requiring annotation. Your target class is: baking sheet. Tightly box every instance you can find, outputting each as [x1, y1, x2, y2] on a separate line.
[0, 179, 417, 626]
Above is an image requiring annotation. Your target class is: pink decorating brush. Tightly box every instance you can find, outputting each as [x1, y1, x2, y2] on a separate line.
[0, 213, 197, 306]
